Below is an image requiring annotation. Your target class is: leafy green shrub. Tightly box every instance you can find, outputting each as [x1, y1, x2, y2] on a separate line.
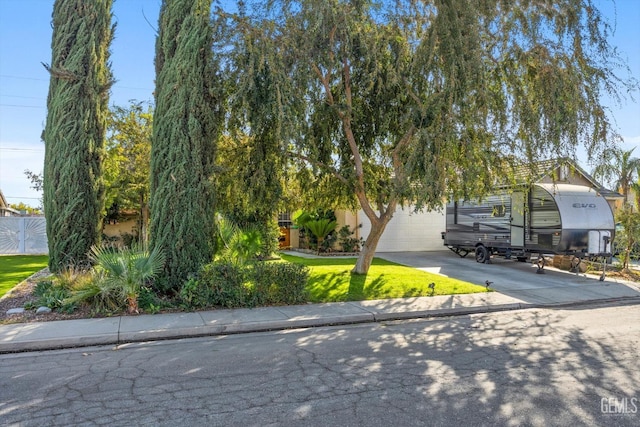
[179, 276, 214, 309]
[138, 286, 170, 314]
[338, 225, 363, 252]
[199, 261, 248, 308]
[186, 260, 310, 309]
[258, 220, 281, 259]
[30, 279, 74, 311]
[38, 286, 71, 309]
[251, 262, 310, 305]
[33, 280, 55, 298]
[64, 272, 125, 314]
[321, 231, 338, 253]
[217, 216, 265, 265]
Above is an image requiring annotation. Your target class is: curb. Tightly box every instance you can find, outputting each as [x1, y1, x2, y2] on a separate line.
[516, 296, 640, 310]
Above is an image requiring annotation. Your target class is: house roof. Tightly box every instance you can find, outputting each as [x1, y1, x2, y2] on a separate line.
[511, 157, 623, 199]
[0, 189, 23, 216]
[0, 189, 7, 208]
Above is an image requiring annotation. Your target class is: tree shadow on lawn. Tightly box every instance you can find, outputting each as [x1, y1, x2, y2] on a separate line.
[307, 270, 383, 302]
[301, 255, 465, 302]
[308, 270, 429, 302]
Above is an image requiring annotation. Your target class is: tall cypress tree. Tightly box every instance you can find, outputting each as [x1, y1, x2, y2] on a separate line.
[42, 0, 114, 273]
[151, 0, 221, 288]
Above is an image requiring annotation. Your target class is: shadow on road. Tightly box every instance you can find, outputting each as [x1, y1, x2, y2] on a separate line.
[289, 305, 640, 425]
[1, 304, 639, 425]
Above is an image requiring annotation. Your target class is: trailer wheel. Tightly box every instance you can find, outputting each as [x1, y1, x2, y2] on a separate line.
[475, 245, 489, 263]
[516, 256, 528, 262]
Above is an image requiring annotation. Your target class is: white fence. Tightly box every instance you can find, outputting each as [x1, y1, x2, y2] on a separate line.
[0, 217, 48, 254]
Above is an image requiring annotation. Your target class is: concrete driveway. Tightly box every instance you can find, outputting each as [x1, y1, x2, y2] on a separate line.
[377, 251, 640, 305]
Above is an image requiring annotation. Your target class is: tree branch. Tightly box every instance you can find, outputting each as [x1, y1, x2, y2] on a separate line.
[391, 125, 417, 183]
[287, 151, 350, 186]
[343, 56, 352, 113]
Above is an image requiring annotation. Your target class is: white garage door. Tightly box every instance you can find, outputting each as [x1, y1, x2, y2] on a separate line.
[359, 207, 445, 252]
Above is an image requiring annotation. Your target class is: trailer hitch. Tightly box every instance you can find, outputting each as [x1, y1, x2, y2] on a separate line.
[570, 255, 582, 274]
[535, 254, 546, 274]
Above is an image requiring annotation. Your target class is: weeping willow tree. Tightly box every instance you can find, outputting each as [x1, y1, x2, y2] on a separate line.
[217, 9, 286, 258]
[150, 0, 223, 289]
[42, 0, 114, 272]
[228, 0, 636, 274]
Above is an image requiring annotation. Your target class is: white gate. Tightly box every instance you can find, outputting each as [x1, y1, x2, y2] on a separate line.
[0, 217, 48, 254]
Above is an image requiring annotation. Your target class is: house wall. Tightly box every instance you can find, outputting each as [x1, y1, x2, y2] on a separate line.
[290, 227, 300, 248]
[103, 219, 137, 239]
[334, 210, 360, 238]
[286, 207, 444, 252]
[359, 207, 445, 252]
[538, 164, 592, 187]
[614, 187, 638, 212]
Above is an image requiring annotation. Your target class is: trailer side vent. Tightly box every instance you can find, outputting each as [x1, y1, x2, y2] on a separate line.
[538, 234, 553, 246]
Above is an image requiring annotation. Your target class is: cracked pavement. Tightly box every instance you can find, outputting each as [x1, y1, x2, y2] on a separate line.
[1, 302, 639, 426]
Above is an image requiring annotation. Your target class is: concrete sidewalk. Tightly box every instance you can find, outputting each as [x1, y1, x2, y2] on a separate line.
[2, 290, 639, 353]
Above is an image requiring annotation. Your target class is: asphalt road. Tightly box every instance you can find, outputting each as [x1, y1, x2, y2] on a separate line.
[1, 302, 639, 426]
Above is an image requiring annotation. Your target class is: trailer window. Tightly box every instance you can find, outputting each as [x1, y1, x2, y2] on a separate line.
[492, 205, 506, 217]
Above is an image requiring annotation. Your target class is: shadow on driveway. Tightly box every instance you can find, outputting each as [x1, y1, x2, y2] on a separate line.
[377, 251, 640, 306]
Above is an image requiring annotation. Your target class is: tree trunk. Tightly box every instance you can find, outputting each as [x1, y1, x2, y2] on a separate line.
[139, 192, 149, 246]
[622, 243, 633, 271]
[352, 211, 393, 275]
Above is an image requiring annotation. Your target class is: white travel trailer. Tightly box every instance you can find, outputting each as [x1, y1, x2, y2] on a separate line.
[442, 183, 615, 272]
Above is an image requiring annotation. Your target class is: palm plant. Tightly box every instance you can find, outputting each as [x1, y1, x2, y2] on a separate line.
[64, 271, 123, 313]
[217, 216, 263, 265]
[631, 167, 640, 211]
[305, 218, 338, 253]
[594, 148, 640, 204]
[86, 244, 165, 313]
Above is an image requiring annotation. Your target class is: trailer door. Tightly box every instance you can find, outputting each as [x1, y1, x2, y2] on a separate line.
[510, 192, 525, 247]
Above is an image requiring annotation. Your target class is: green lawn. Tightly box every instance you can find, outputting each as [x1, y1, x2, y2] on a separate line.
[0, 255, 49, 298]
[280, 254, 487, 302]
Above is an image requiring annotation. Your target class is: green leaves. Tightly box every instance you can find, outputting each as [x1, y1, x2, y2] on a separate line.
[226, 0, 633, 273]
[104, 102, 153, 217]
[305, 219, 338, 242]
[217, 216, 264, 265]
[89, 245, 165, 288]
[86, 244, 166, 313]
[615, 206, 640, 271]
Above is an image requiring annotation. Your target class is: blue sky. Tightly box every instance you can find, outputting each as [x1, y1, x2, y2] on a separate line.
[0, 0, 638, 206]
